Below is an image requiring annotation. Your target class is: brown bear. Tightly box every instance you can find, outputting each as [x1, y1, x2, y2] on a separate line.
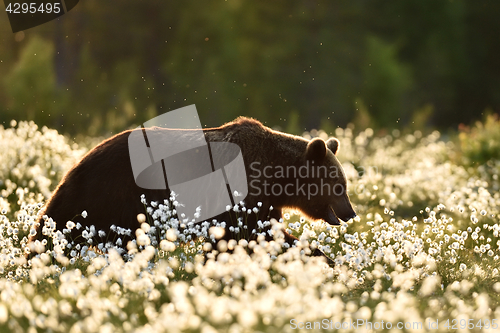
[30, 117, 356, 261]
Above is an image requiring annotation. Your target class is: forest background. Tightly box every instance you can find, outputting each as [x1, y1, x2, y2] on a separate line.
[0, 0, 499, 136]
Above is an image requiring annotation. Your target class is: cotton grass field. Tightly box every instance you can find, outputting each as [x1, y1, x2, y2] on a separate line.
[1, 116, 500, 332]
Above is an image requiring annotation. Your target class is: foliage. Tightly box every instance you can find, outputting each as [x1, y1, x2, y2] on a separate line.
[1, 1, 499, 134]
[459, 113, 500, 167]
[362, 35, 413, 127]
[2, 36, 65, 126]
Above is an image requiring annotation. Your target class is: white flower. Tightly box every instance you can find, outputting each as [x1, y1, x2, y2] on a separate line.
[160, 240, 176, 252]
[137, 234, 151, 246]
[209, 227, 225, 240]
[166, 229, 177, 242]
[141, 223, 150, 233]
[81, 210, 88, 218]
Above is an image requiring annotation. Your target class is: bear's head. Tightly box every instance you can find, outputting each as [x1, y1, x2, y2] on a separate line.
[297, 137, 356, 225]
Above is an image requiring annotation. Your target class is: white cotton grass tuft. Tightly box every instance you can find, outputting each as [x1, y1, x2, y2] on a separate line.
[160, 240, 176, 252]
[209, 226, 225, 240]
[166, 229, 177, 242]
[137, 214, 146, 223]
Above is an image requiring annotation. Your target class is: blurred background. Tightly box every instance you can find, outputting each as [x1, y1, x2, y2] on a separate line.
[0, 0, 499, 136]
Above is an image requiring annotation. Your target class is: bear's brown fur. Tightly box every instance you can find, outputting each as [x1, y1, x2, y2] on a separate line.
[31, 117, 356, 260]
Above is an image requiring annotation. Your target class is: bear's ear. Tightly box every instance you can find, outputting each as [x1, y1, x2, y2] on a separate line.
[306, 138, 327, 161]
[326, 138, 339, 155]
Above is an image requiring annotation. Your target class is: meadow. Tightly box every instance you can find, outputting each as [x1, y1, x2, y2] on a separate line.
[0, 116, 499, 332]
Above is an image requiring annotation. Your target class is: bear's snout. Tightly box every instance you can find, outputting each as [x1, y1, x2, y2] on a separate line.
[330, 195, 356, 223]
